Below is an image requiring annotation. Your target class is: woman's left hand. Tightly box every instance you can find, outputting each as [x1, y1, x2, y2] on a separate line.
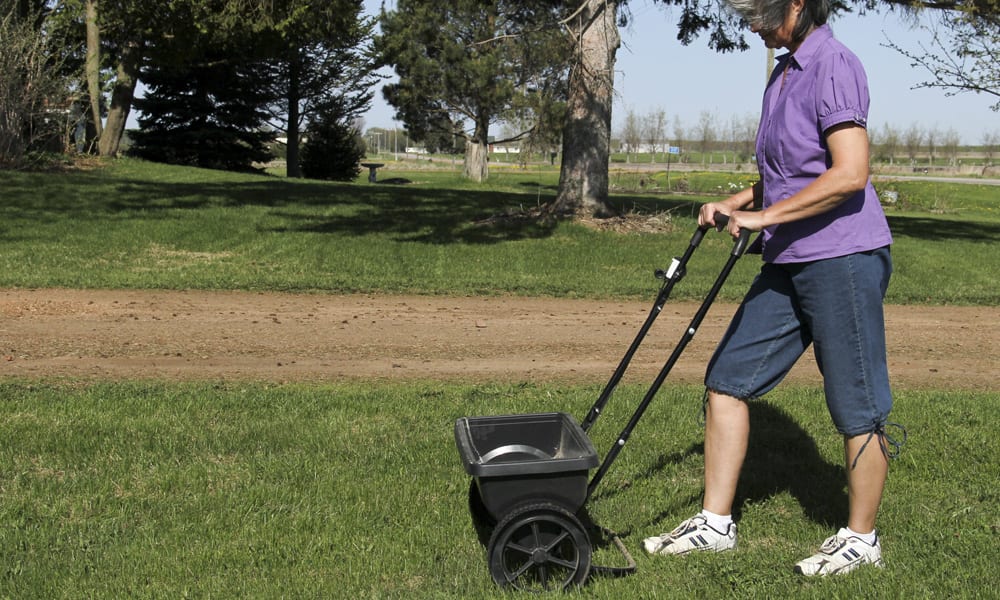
[725, 210, 768, 238]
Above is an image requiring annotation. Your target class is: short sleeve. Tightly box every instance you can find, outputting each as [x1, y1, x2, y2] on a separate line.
[815, 49, 870, 133]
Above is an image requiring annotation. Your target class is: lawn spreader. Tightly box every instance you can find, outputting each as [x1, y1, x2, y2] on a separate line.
[454, 216, 753, 591]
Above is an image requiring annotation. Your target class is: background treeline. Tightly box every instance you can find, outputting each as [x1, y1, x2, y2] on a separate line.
[363, 111, 1000, 172]
[610, 109, 1000, 169]
[4, 0, 998, 188]
[0, 0, 378, 180]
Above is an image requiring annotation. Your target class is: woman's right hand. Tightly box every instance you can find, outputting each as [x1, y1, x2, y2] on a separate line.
[698, 201, 730, 229]
[699, 183, 758, 229]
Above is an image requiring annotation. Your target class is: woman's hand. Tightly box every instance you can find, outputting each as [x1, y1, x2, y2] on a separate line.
[724, 210, 768, 238]
[700, 182, 759, 234]
[698, 201, 731, 229]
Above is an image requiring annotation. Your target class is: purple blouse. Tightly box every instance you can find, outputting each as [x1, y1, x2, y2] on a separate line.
[755, 24, 892, 263]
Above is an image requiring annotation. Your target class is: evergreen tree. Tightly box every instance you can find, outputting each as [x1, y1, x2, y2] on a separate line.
[129, 39, 276, 172]
[257, 0, 379, 178]
[300, 103, 365, 181]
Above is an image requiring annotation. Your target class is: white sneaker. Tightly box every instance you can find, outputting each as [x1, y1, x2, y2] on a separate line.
[794, 528, 884, 576]
[643, 514, 737, 555]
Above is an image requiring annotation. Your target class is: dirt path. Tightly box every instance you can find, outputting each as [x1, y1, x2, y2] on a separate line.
[1, 288, 996, 390]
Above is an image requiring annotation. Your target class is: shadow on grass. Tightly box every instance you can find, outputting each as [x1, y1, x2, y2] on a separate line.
[1, 170, 562, 245]
[886, 214, 1000, 243]
[735, 402, 848, 527]
[517, 181, 559, 192]
[8, 167, 996, 246]
[626, 402, 847, 531]
[266, 183, 560, 244]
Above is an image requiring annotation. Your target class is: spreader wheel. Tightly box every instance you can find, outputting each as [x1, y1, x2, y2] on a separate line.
[487, 502, 592, 592]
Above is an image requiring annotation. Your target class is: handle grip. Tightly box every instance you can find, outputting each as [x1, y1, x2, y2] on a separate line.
[703, 213, 753, 257]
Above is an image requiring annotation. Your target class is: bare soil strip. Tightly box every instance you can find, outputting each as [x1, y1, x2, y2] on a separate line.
[1, 289, 995, 390]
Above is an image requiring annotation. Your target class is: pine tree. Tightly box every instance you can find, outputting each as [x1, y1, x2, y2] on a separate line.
[300, 104, 365, 181]
[129, 39, 276, 172]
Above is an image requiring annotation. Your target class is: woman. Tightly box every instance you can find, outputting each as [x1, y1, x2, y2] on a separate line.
[642, 0, 902, 576]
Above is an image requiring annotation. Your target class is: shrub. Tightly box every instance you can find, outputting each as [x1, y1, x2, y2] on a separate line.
[300, 111, 365, 181]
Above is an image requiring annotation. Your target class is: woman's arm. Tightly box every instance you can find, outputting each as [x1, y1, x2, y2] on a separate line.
[723, 122, 870, 235]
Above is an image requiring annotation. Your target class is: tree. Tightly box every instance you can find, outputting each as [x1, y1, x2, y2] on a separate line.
[58, 0, 380, 168]
[545, 0, 997, 218]
[546, 0, 621, 217]
[548, 0, 748, 217]
[257, 0, 380, 178]
[883, 6, 999, 111]
[926, 124, 939, 166]
[941, 126, 961, 166]
[696, 109, 717, 165]
[904, 123, 924, 164]
[57, 0, 233, 158]
[129, 35, 276, 172]
[735, 112, 756, 163]
[421, 118, 465, 154]
[620, 108, 641, 162]
[672, 114, 686, 162]
[69, 0, 153, 157]
[379, 0, 570, 182]
[982, 129, 999, 169]
[644, 107, 667, 162]
[0, 4, 72, 166]
[301, 109, 365, 181]
[877, 123, 900, 165]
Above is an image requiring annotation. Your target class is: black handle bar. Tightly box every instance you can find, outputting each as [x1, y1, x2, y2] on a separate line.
[583, 217, 755, 498]
[703, 213, 754, 258]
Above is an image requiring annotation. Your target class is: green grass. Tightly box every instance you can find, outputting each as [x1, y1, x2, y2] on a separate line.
[1, 160, 998, 597]
[1, 158, 998, 303]
[0, 380, 996, 598]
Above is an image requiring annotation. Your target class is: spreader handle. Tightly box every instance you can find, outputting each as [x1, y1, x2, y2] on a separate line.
[704, 213, 754, 257]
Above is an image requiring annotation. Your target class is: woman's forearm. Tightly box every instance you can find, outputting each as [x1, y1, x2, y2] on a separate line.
[759, 163, 867, 227]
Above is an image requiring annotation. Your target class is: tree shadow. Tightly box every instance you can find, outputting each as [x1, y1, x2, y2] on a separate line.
[885, 214, 1000, 243]
[2, 169, 562, 245]
[12, 167, 997, 247]
[265, 184, 560, 245]
[516, 181, 559, 192]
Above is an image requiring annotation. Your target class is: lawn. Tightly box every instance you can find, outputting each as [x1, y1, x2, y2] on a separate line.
[0, 158, 997, 303]
[0, 380, 996, 598]
[1, 159, 998, 598]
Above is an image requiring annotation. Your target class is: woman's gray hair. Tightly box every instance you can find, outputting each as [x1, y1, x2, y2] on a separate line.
[727, 0, 830, 42]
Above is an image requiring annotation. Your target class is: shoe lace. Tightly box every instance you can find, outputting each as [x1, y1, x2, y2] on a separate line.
[851, 421, 907, 470]
[671, 516, 702, 537]
[818, 534, 844, 555]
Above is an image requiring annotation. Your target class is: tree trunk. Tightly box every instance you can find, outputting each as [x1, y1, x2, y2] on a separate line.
[464, 139, 489, 182]
[85, 0, 103, 144]
[286, 56, 302, 178]
[549, 0, 620, 218]
[463, 119, 489, 183]
[98, 43, 140, 157]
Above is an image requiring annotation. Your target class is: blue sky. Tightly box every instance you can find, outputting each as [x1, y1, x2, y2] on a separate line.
[362, 0, 999, 145]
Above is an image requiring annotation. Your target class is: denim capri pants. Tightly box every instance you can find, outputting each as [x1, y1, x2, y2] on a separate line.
[705, 247, 893, 436]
